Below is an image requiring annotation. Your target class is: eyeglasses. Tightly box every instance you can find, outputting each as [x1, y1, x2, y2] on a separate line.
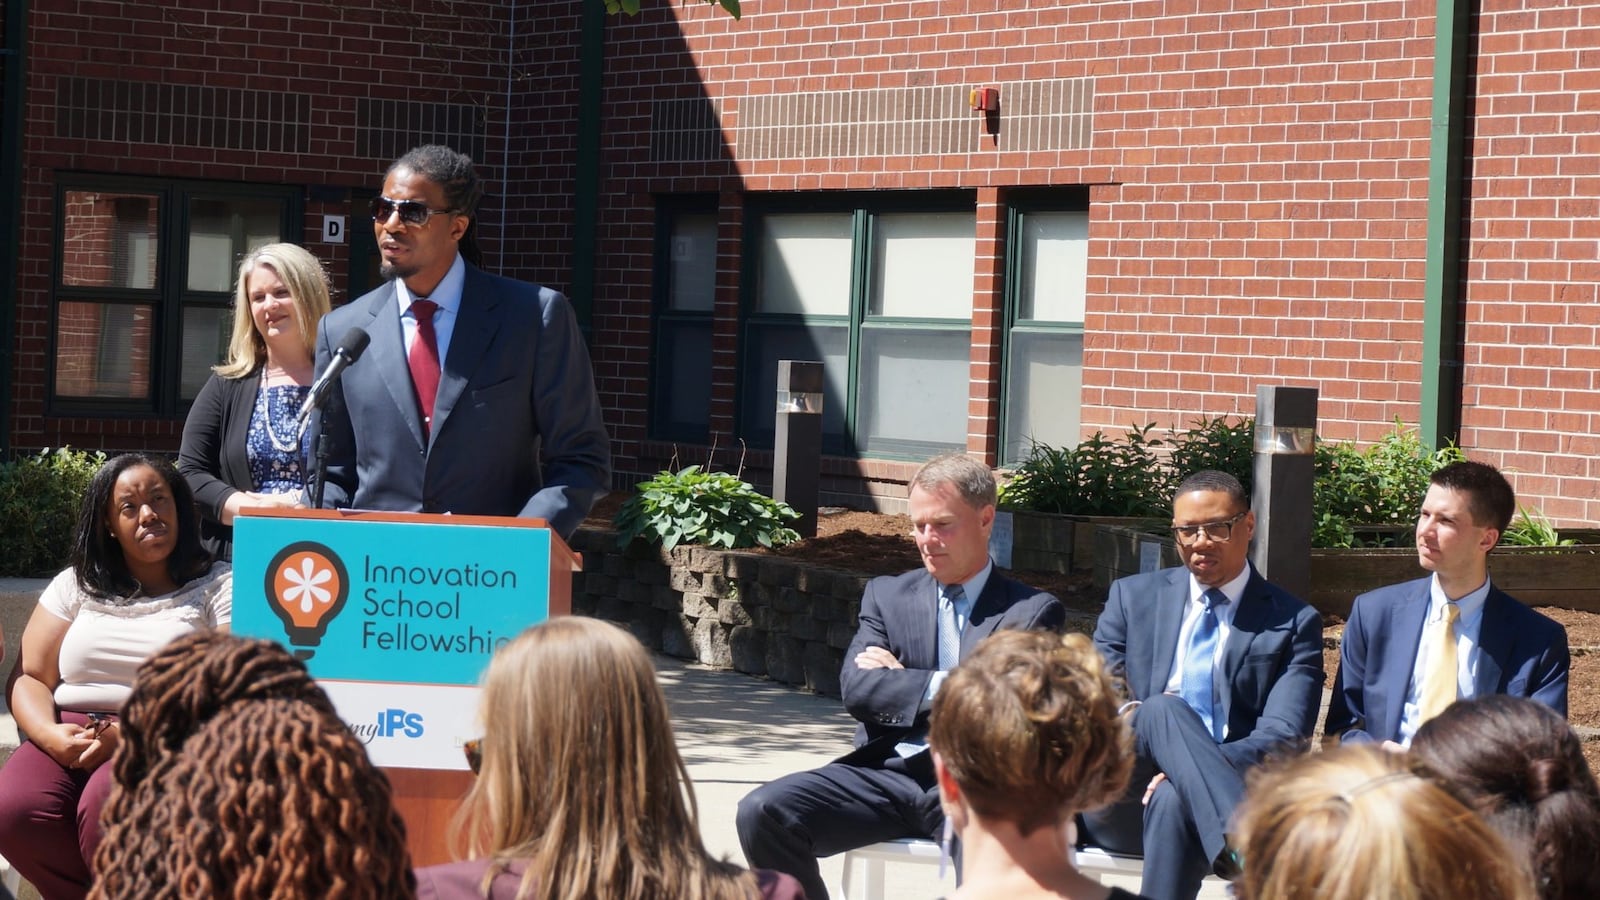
[84, 712, 113, 739]
[369, 196, 457, 227]
[1171, 511, 1248, 546]
[463, 737, 483, 775]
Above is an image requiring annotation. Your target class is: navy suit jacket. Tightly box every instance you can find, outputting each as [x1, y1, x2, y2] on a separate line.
[838, 567, 1065, 763]
[313, 263, 611, 539]
[1094, 565, 1324, 770]
[1324, 577, 1570, 744]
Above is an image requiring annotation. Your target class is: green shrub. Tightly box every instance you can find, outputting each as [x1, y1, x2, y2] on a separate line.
[1001, 418, 1468, 550]
[614, 466, 801, 551]
[1501, 506, 1576, 548]
[1312, 425, 1464, 548]
[0, 448, 107, 577]
[1166, 416, 1256, 494]
[999, 424, 1171, 518]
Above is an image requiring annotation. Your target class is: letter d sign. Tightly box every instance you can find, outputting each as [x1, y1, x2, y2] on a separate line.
[323, 214, 345, 244]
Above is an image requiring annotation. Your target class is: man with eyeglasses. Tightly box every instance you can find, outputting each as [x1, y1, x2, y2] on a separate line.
[1079, 470, 1323, 900]
[311, 145, 610, 539]
[1324, 460, 1568, 748]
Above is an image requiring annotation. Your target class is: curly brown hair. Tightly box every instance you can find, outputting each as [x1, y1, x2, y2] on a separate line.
[91, 632, 415, 900]
[928, 629, 1133, 834]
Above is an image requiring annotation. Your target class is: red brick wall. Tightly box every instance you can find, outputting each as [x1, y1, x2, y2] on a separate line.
[1457, 1, 1600, 523]
[12, 1, 1600, 524]
[13, 0, 519, 451]
[590, 0, 1600, 522]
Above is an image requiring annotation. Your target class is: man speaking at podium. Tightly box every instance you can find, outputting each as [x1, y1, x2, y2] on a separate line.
[312, 145, 611, 539]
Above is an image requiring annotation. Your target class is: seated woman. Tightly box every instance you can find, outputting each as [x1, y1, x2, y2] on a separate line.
[0, 454, 230, 900]
[90, 631, 414, 899]
[415, 616, 803, 900]
[927, 629, 1140, 900]
[1411, 695, 1600, 900]
[1232, 743, 1534, 900]
[179, 242, 332, 559]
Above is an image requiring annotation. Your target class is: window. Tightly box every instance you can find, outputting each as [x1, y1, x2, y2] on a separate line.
[51, 176, 300, 413]
[1000, 190, 1090, 464]
[650, 198, 718, 441]
[740, 194, 975, 457]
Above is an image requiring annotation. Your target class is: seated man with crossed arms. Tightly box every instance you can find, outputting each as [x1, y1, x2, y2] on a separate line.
[735, 452, 1064, 900]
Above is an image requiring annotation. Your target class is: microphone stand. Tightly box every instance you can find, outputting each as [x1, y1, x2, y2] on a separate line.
[299, 405, 332, 509]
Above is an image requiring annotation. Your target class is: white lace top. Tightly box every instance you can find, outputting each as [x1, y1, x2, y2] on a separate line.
[39, 562, 233, 712]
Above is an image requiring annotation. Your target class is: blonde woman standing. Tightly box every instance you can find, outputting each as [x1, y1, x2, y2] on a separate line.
[179, 242, 331, 559]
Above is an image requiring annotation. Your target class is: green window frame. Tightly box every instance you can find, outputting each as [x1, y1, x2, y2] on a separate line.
[739, 192, 976, 459]
[999, 188, 1091, 465]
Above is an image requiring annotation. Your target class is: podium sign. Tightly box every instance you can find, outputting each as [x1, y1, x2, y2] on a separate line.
[233, 509, 567, 771]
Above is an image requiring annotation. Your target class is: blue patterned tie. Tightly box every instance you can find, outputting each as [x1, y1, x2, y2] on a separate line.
[937, 584, 965, 671]
[1180, 588, 1228, 742]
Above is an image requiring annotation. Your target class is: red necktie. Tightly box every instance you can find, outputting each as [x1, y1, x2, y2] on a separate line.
[407, 299, 440, 436]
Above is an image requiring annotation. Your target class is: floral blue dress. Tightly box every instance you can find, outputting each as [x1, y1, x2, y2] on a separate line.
[246, 384, 312, 494]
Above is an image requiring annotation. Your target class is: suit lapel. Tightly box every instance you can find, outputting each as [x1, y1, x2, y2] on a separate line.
[960, 572, 1010, 657]
[430, 266, 503, 448]
[1473, 589, 1510, 696]
[361, 286, 427, 450]
[1149, 569, 1188, 695]
[1219, 570, 1273, 730]
[1383, 581, 1431, 738]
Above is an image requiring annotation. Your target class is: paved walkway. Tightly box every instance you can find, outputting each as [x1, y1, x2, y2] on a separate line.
[660, 654, 1220, 899]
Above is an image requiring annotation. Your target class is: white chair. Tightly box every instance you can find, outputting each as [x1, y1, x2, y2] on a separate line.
[838, 837, 946, 900]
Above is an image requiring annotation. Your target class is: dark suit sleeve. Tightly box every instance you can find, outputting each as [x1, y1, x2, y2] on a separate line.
[1221, 601, 1324, 768]
[1324, 594, 1376, 744]
[310, 318, 354, 509]
[840, 579, 938, 730]
[1093, 578, 1133, 691]
[516, 289, 611, 537]
[1525, 616, 1570, 717]
[178, 373, 240, 525]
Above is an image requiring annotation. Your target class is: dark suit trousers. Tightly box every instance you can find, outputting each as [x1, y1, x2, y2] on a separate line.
[1078, 694, 1245, 900]
[736, 751, 942, 900]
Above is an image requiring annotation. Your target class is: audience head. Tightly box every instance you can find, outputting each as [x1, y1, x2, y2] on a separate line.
[1233, 743, 1534, 900]
[71, 453, 211, 599]
[908, 452, 997, 585]
[1170, 469, 1254, 587]
[220, 241, 332, 377]
[458, 616, 752, 900]
[1412, 695, 1600, 900]
[93, 632, 414, 899]
[929, 629, 1132, 835]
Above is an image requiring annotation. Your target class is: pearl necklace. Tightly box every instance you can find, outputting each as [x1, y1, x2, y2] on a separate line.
[261, 384, 304, 454]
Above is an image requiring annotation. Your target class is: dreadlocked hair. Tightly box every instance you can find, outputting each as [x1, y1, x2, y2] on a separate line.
[93, 698, 414, 900]
[91, 632, 415, 899]
[106, 631, 338, 795]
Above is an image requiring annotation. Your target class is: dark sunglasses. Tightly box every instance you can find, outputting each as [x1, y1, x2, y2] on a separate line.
[369, 196, 457, 227]
[463, 737, 483, 775]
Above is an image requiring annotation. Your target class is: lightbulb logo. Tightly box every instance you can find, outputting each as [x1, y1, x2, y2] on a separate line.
[263, 541, 350, 661]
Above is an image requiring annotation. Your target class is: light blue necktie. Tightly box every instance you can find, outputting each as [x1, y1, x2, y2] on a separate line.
[937, 584, 965, 671]
[1180, 588, 1228, 742]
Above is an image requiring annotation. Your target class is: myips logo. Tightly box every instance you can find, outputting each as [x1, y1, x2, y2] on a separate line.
[264, 541, 350, 660]
[376, 708, 426, 739]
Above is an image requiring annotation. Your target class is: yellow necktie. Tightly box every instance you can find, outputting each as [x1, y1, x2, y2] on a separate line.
[1418, 602, 1461, 722]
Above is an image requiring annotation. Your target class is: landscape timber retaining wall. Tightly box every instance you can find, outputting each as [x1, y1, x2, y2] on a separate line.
[568, 528, 869, 697]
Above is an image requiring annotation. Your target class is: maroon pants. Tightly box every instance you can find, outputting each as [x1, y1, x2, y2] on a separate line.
[0, 711, 114, 900]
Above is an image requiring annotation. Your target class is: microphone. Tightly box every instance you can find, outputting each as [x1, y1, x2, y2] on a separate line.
[297, 327, 371, 430]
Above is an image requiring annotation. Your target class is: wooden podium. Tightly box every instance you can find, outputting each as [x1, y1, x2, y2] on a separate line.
[232, 508, 580, 866]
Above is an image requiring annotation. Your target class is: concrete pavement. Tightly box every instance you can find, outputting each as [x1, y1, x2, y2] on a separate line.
[659, 653, 1220, 899]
